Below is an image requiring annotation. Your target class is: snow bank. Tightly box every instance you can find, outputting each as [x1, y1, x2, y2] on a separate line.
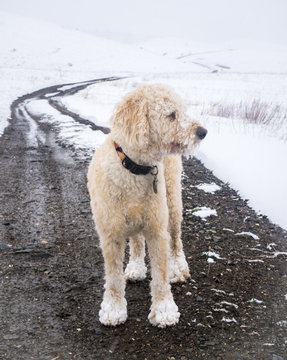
[197, 117, 287, 230]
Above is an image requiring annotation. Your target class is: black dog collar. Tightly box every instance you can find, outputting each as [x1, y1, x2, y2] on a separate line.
[114, 142, 158, 193]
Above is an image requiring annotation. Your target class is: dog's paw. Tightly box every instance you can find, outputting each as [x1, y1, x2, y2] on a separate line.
[169, 251, 190, 283]
[125, 260, 147, 281]
[148, 298, 180, 328]
[99, 297, 127, 326]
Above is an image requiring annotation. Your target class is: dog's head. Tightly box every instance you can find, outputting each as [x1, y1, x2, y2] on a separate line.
[110, 84, 207, 157]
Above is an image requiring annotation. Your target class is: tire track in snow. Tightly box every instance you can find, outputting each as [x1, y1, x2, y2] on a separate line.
[10, 76, 123, 144]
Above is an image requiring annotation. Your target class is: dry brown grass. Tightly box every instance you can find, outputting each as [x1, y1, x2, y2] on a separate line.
[200, 99, 287, 141]
[202, 99, 287, 134]
[203, 99, 287, 124]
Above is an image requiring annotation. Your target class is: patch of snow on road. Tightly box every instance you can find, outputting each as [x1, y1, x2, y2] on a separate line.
[263, 251, 287, 259]
[223, 228, 234, 233]
[222, 317, 237, 323]
[248, 298, 263, 304]
[211, 289, 234, 296]
[277, 320, 287, 327]
[188, 207, 217, 220]
[202, 251, 224, 260]
[213, 308, 229, 313]
[221, 301, 239, 309]
[194, 183, 221, 193]
[267, 243, 276, 250]
[20, 104, 46, 148]
[211, 289, 227, 295]
[235, 232, 260, 240]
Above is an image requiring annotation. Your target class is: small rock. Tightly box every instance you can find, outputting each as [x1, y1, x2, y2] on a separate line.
[213, 236, 221, 242]
[205, 341, 216, 346]
[3, 334, 20, 340]
[13, 248, 34, 254]
[81, 209, 91, 214]
[94, 328, 104, 335]
[31, 252, 53, 258]
[196, 296, 204, 302]
[0, 244, 11, 250]
[83, 262, 92, 269]
[272, 355, 284, 360]
[27, 329, 35, 335]
[227, 260, 236, 266]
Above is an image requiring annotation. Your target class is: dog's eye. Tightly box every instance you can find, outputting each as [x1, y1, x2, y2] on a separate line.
[169, 112, 176, 121]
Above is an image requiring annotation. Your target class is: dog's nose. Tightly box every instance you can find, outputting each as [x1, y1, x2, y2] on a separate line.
[196, 127, 207, 140]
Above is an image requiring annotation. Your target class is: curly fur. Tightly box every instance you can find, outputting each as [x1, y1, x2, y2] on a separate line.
[87, 84, 207, 327]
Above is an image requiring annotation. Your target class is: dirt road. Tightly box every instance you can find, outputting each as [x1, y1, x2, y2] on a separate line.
[0, 78, 286, 360]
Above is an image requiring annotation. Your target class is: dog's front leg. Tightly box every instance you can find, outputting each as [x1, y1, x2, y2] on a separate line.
[99, 237, 127, 326]
[164, 155, 190, 283]
[145, 230, 180, 327]
[168, 207, 190, 283]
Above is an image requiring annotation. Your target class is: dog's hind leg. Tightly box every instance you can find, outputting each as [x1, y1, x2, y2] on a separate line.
[125, 233, 147, 281]
[163, 155, 190, 283]
[99, 235, 127, 326]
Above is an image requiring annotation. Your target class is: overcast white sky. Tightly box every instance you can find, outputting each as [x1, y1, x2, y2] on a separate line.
[1, 0, 287, 45]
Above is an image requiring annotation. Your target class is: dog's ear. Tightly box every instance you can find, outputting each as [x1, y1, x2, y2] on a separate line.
[111, 92, 149, 148]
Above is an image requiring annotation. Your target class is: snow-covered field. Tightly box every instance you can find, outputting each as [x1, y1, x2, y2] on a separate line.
[1, 10, 287, 230]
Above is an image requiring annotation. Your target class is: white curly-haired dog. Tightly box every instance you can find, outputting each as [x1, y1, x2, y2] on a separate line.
[87, 84, 207, 328]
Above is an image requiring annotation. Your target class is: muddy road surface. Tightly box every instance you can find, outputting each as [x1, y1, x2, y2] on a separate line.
[0, 77, 287, 360]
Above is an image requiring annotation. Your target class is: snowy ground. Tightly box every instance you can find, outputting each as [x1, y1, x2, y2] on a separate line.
[1, 10, 287, 230]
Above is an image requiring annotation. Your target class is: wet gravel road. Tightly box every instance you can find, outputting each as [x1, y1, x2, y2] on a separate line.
[0, 78, 287, 360]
